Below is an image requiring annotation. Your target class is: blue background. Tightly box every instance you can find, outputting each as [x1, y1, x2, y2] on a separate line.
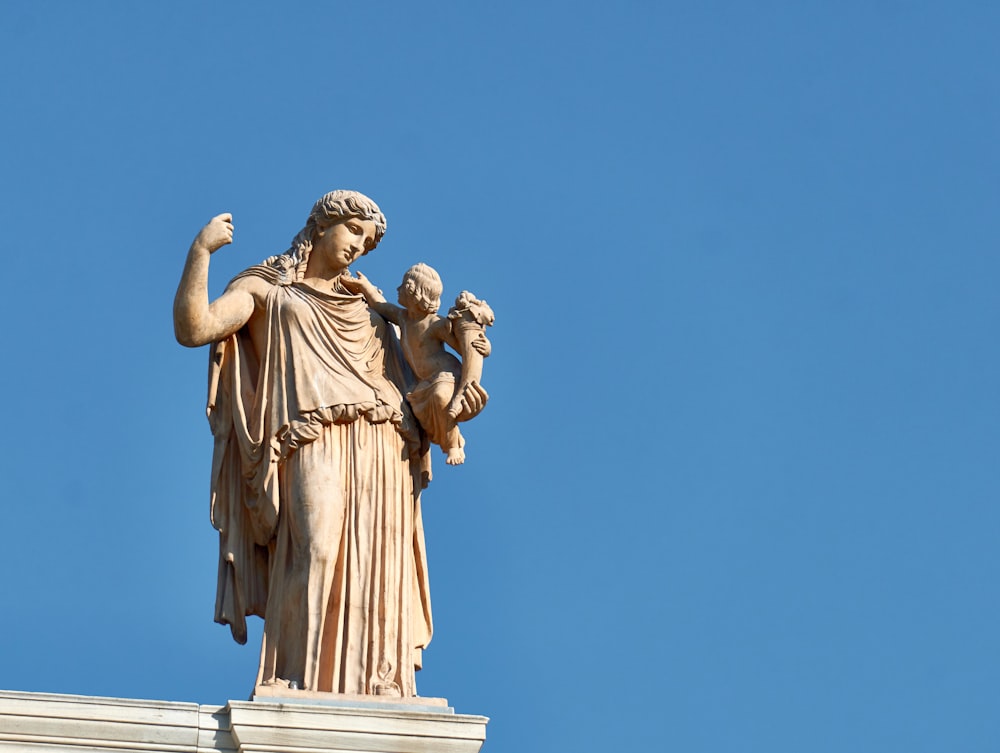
[1, 3, 997, 751]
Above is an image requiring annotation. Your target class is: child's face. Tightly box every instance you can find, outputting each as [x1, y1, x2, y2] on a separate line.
[397, 282, 417, 311]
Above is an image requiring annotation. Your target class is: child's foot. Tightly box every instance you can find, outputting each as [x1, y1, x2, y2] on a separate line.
[446, 446, 466, 465]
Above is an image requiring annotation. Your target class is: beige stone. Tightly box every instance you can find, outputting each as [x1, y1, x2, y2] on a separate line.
[341, 263, 495, 466]
[175, 192, 424, 696]
[251, 685, 449, 708]
[174, 191, 492, 699]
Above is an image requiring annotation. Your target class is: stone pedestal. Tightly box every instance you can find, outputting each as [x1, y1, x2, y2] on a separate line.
[0, 689, 488, 752]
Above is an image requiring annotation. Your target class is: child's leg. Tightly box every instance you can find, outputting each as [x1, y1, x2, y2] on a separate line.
[443, 422, 465, 465]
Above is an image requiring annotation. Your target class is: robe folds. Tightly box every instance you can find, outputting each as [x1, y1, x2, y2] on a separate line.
[207, 265, 433, 695]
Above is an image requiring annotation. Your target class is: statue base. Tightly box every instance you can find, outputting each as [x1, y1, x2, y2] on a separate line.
[252, 683, 452, 712]
[0, 689, 488, 752]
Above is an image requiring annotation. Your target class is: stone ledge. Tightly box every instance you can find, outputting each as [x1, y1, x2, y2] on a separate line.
[0, 690, 487, 753]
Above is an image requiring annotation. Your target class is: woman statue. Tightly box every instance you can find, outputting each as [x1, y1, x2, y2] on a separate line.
[174, 190, 453, 696]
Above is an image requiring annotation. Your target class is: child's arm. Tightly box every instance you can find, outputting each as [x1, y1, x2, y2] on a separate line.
[426, 317, 455, 344]
[341, 271, 404, 325]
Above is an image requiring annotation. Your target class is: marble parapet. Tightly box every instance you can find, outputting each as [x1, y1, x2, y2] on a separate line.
[0, 689, 488, 753]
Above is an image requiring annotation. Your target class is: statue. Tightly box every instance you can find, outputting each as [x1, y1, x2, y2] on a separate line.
[342, 264, 495, 465]
[173, 190, 492, 697]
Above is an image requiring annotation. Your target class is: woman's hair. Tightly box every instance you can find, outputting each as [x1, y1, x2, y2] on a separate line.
[266, 190, 387, 281]
[400, 263, 443, 314]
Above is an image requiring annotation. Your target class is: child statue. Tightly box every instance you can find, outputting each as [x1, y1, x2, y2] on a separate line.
[343, 263, 494, 465]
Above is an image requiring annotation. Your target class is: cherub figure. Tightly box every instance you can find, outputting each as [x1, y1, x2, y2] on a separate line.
[343, 263, 493, 465]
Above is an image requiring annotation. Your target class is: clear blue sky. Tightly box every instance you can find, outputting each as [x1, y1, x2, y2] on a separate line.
[1, 3, 997, 751]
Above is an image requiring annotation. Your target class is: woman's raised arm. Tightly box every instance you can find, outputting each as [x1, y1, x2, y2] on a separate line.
[173, 213, 256, 347]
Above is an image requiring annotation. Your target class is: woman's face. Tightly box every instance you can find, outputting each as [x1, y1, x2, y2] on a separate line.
[312, 217, 379, 273]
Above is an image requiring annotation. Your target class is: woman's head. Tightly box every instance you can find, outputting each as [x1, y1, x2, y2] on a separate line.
[309, 190, 387, 242]
[272, 190, 387, 281]
[399, 263, 443, 314]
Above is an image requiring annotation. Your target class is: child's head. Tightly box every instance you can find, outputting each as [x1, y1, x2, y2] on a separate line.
[398, 263, 443, 314]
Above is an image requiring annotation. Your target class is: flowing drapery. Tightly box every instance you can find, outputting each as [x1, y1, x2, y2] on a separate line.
[207, 267, 432, 694]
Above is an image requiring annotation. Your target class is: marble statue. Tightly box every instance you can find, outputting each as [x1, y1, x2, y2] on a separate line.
[173, 190, 491, 697]
[342, 264, 494, 465]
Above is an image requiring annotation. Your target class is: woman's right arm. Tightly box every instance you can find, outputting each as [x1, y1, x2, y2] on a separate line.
[173, 213, 256, 348]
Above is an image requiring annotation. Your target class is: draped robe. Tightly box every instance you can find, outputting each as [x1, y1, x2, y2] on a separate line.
[206, 265, 432, 695]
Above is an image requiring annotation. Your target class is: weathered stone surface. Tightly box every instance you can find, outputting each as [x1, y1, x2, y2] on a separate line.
[0, 690, 487, 753]
[229, 698, 487, 753]
[341, 263, 494, 466]
[175, 192, 431, 696]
